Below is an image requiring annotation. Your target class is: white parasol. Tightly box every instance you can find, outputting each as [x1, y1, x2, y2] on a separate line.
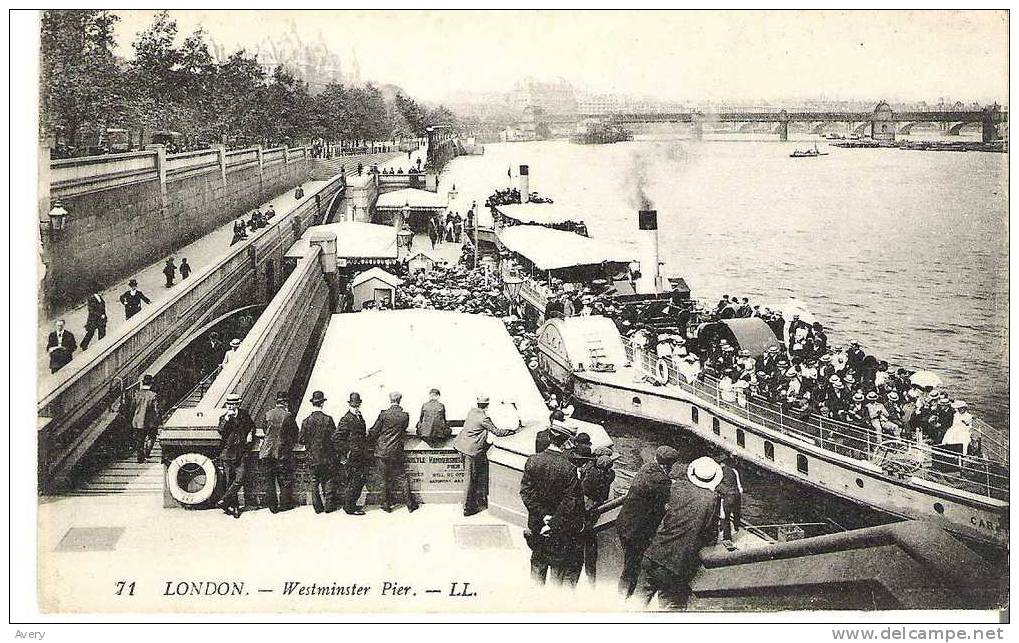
[910, 371, 943, 389]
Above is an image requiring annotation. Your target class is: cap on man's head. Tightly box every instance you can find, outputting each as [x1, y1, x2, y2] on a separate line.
[226, 392, 242, 404]
[654, 446, 681, 466]
[476, 394, 490, 404]
[429, 388, 441, 396]
[275, 391, 288, 404]
[142, 374, 154, 386]
[575, 432, 592, 445]
[128, 279, 138, 287]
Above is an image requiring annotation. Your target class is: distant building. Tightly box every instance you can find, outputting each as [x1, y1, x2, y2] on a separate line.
[209, 20, 361, 93]
[509, 77, 578, 121]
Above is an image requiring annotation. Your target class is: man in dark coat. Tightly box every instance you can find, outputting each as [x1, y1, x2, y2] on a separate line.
[179, 258, 192, 280]
[577, 447, 618, 584]
[636, 456, 721, 609]
[119, 279, 151, 320]
[715, 453, 744, 541]
[615, 445, 679, 598]
[300, 390, 338, 514]
[369, 391, 417, 513]
[261, 392, 299, 513]
[335, 392, 368, 515]
[215, 392, 255, 518]
[519, 425, 580, 586]
[452, 394, 517, 516]
[80, 290, 107, 350]
[163, 257, 177, 287]
[46, 319, 77, 373]
[127, 373, 160, 463]
[416, 388, 450, 447]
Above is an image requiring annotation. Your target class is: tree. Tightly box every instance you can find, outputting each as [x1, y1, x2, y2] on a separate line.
[39, 10, 123, 150]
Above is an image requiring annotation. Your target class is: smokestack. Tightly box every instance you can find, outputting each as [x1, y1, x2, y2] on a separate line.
[637, 210, 661, 295]
[519, 165, 529, 202]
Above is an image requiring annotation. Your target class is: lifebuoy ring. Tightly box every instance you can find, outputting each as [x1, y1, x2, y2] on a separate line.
[655, 359, 671, 385]
[166, 452, 218, 506]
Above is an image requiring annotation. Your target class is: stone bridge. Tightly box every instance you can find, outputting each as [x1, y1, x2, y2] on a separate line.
[590, 102, 1008, 142]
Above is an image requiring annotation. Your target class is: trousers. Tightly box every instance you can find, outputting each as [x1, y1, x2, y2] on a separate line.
[721, 493, 742, 541]
[260, 456, 293, 512]
[377, 455, 417, 510]
[634, 557, 693, 610]
[220, 458, 247, 510]
[344, 455, 369, 512]
[310, 463, 335, 513]
[617, 538, 645, 598]
[81, 318, 106, 349]
[462, 453, 489, 515]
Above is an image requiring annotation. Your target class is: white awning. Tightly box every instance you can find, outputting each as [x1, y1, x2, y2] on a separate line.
[375, 187, 448, 210]
[497, 225, 634, 271]
[286, 221, 398, 260]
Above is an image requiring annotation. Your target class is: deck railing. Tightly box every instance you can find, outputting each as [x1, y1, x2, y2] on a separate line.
[620, 339, 1008, 501]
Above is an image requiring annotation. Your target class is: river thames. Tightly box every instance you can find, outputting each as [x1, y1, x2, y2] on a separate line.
[439, 134, 1008, 533]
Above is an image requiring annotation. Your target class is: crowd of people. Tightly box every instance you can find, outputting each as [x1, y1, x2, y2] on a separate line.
[231, 204, 278, 245]
[626, 294, 981, 458]
[484, 187, 555, 208]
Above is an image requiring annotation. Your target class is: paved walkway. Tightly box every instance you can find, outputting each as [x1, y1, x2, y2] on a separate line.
[38, 146, 431, 387]
[38, 178, 330, 388]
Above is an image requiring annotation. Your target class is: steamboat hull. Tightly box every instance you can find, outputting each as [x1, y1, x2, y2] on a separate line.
[534, 331, 1008, 550]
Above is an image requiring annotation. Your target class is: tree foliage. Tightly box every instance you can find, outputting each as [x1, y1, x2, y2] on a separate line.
[39, 10, 460, 156]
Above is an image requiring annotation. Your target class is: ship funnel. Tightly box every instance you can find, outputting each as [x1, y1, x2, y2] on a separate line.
[637, 210, 662, 295]
[519, 165, 529, 202]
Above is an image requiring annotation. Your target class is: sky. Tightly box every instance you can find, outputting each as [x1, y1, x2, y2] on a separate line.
[110, 10, 1009, 105]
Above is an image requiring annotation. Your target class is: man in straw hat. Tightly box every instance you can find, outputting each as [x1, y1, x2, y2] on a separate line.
[615, 445, 680, 598]
[453, 394, 518, 517]
[519, 421, 580, 586]
[215, 392, 255, 518]
[300, 390, 338, 514]
[635, 455, 722, 609]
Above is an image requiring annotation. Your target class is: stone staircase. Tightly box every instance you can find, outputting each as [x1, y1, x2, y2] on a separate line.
[309, 151, 406, 180]
[64, 443, 164, 497]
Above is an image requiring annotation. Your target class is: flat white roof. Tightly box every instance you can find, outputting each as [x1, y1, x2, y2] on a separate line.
[297, 310, 550, 430]
[498, 224, 634, 271]
[287, 221, 398, 260]
[376, 187, 448, 210]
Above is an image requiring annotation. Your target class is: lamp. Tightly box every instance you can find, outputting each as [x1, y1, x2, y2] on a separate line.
[503, 274, 524, 315]
[43, 201, 69, 240]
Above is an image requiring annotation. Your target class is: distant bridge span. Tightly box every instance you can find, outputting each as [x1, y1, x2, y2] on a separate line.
[583, 103, 1007, 143]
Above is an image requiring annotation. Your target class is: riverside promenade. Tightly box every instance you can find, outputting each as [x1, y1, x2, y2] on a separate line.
[37, 147, 425, 391]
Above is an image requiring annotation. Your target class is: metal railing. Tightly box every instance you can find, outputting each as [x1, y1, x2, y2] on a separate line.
[621, 338, 1008, 502]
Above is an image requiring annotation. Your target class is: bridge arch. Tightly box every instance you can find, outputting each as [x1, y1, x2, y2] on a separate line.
[851, 122, 870, 136]
[898, 122, 941, 135]
[947, 121, 982, 136]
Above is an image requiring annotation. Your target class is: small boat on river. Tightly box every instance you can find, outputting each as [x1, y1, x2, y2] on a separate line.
[790, 143, 829, 158]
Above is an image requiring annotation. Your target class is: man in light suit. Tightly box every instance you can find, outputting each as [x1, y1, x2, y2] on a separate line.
[369, 391, 417, 513]
[334, 392, 368, 516]
[416, 388, 450, 447]
[452, 394, 518, 516]
[260, 392, 298, 513]
[46, 319, 77, 373]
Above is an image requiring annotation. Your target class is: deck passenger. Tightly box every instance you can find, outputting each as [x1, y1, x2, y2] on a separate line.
[615, 446, 680, 598]
[716, 453, 744, 542]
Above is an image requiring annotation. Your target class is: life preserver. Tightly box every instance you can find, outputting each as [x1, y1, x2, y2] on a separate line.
[655, 358, 671, 385]
[166, 452, 218, 506]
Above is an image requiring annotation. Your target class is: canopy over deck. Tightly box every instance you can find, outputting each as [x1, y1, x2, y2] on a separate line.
[698, 318, 782, 359]
[297, 310, 552, 430]
[376, 187, 448, 210]
[498, 225, 633, 271]
[286, 221, 398, 261]
[494, 203, 589, 226]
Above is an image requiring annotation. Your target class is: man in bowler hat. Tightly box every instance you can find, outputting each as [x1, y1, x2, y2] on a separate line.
[300, 390, 338, 513]
[335, 392, 369, 515]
